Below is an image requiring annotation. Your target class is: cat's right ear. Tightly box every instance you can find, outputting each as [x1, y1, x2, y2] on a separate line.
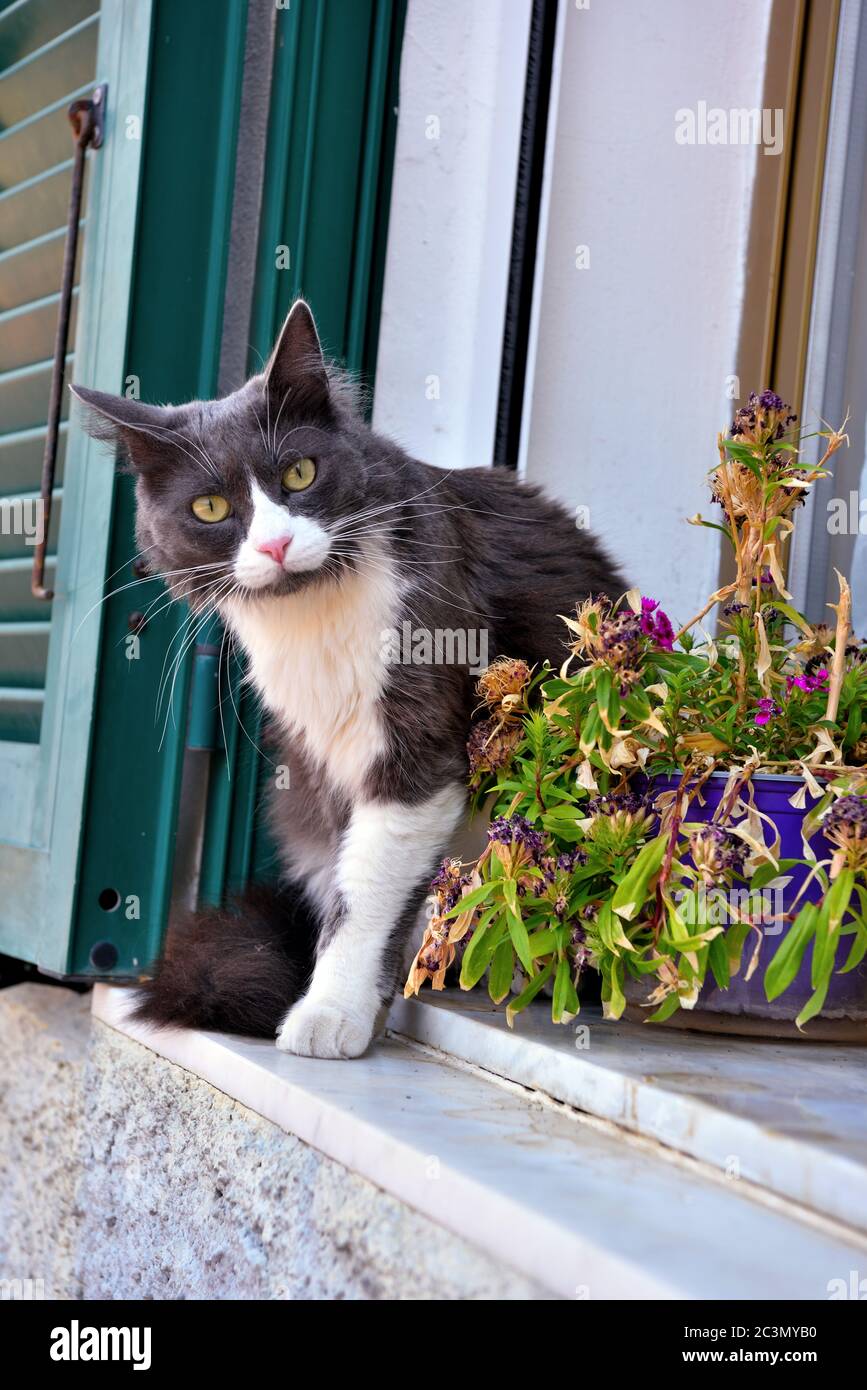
[70, 385, 183, 474]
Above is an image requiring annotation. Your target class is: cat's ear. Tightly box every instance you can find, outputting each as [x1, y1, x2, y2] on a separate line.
[70, 385, 185, 474]
[265, 299, 330, 416]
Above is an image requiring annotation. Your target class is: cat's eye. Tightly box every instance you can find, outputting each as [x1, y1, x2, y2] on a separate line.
[282, 457, 316, 492]
[191, 494, 231, 523]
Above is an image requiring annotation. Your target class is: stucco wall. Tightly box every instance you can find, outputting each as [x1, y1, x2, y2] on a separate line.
[520, 0, 775, 625]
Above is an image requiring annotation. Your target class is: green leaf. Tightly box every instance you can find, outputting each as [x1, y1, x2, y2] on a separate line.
[812, 870, 854, 988]
[646, 992, 681, 1023]
[795, 979, 829, 1031]
[611, 834, 668, 920]
[597, 900, 635, 954]
[768, 601, 813, 636]
[502, 880, 534, 974]
[506, 959, 554, 1027]
[605, 958, 626, 1019]
[843, 703, 862, 749]
[764, 903, 817, 1002]
[749, 858, 800, 891]
[725, 919, 752, 977]
[595, 667, 612, 719]
[459, 909, 504, 990]
[443, 880, 496, 919]
[488, 939, 515, 1004]
[708, 932, 730, 989]
[526, 927, 559, 956]
[840, 926, 867, 975]
[552, 957, 580, 1023]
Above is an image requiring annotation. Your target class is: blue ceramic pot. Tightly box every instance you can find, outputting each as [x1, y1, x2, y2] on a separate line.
[625, 772, 867, 1040]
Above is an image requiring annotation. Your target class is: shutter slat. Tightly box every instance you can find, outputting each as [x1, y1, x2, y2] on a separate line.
[0, 158, 75, 249]
[0, 683, 44, 743]
[0, 81, 93, 187]
[0, 0, 97, 69]
[0, 420, 66, 492]
[0, 352, 72, 431]
[0, 286, 79, 370]
[0, 485, 63, 559]
[0, 617, 50, 683]
[0, 14, 98, 127]
[0, 223, 82, 312]
[0, 553, 56, 619]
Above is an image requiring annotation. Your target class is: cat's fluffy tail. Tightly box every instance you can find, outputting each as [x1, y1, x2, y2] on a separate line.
[131, 885, 317, 1037]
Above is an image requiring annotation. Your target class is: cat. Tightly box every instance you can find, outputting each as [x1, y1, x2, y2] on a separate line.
[72, 300, 625, 1058]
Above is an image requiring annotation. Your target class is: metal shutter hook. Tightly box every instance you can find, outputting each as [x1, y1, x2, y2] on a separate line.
[32, 84, 108, 601]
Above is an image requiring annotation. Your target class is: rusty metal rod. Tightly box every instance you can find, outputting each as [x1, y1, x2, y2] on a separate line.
[32, 87, 106, 600]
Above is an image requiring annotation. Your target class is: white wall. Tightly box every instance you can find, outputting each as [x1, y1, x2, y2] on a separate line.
[373, 0, 532, 469]
[520, 0, 774, 625]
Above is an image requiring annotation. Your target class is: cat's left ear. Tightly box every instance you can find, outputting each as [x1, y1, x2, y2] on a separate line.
[265, 299, 331, 416]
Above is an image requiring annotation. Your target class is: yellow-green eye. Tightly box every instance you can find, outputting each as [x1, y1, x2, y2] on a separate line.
[282, 457, 316, 492]
[191, 494, 231, 522]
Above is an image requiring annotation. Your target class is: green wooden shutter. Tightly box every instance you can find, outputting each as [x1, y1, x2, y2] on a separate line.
[0, 0, 100, 744]
[0, 0, 153, 970]
[197, 0, 406, 910]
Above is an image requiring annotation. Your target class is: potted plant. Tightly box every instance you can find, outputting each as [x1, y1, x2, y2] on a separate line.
[405, 392, 867, 1039]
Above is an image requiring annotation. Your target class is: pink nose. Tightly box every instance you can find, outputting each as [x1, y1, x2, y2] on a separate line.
[255, 535, 292, 565]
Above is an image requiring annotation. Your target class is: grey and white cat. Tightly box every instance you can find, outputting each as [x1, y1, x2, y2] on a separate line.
[73, 300, 624, 1058]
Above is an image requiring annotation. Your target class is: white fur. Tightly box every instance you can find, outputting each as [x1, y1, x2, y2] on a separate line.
[233, 481, 331, 589]
[276, 783, 468, 1058]
[222, 540, 401, 799]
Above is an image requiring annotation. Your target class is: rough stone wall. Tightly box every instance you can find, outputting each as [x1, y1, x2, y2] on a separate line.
[0, 985, 90, 1300]
[0, 985, 545, 1300]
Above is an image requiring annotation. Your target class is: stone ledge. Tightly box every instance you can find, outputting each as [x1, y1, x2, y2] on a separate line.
[91, 984, 867, 1299]
[389, 991, 867, 1236]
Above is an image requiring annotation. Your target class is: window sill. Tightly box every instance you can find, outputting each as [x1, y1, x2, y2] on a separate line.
[389, 990, 867, 1239]
[93, 984, 867, 1299]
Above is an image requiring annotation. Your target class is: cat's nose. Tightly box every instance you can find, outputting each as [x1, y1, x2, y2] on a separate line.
[255, 535, 292, 565]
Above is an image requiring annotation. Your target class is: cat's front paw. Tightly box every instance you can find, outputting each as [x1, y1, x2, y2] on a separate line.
[275, 995, 375, 1059]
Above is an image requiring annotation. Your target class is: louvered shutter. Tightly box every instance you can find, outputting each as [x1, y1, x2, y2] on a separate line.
[0, 0, 98, 741]
[0, 0, 152, 969]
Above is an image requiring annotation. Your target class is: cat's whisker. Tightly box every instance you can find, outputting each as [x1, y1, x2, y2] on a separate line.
[328, 547, 487, 619]
[327, 471, 455, 533]
[123, 419, 219, 481]
[325, 521, 463, 549]
[75, 562, 231, 640]
[156, 577, 238, 739]
[134, 570, 235, 646]
[222, 627, 280, 771]
[270, 386, 293, 458]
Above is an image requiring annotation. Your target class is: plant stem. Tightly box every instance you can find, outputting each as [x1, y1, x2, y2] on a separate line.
[823, 570, 852, 727]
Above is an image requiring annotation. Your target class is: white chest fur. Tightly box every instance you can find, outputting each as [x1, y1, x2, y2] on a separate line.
[223, 557, 400, 798]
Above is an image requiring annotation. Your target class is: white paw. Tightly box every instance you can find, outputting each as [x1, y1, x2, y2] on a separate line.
[275, 995, 375, 1059]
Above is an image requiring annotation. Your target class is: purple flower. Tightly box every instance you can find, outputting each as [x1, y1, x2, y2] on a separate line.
[487, 815, 544, 863]
[639, 596, 675, 651]
[556, 849, 586, 874]
[429, 857, 470, 914]
[825, 795, 867, 839]
[689, 825, 748, 883]
[823, 795, 867, 870]
[753, 697, 782, 727]
[786, 667, 829, 695]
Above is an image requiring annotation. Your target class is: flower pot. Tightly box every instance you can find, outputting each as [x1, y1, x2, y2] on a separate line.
[624, 772, 867, 1041]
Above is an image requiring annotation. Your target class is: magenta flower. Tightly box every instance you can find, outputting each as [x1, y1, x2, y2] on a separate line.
[786, 668, 829, 695]
[753, 697, 782, 726]
[640, 597, 675, 651]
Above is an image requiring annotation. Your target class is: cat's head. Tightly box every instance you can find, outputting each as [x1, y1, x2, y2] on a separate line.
[71, 301, 374, 608]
